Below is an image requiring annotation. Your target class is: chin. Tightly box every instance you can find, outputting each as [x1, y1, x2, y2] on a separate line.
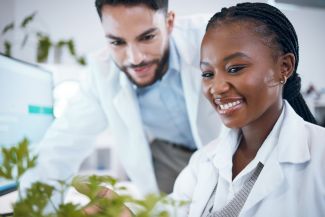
[134, 78, 156, 88]
[221, 118, 243, 129]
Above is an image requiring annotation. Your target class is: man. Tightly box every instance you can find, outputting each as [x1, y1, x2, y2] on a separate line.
[20, 0, 221, 195]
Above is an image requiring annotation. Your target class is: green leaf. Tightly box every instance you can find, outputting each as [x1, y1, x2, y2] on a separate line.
[55, 40, 67, 49]
[20, 11, 37, 28]
[57, 203, 86, 217]
[1, 22, 14, 35]
[76, 56, 86, 65]
[67, 39, 76, 56]
[13, 182, 55, 217]
[4, 41, 12, 57]
[0, 138, 38, 181]
[36, 34, 52, 63]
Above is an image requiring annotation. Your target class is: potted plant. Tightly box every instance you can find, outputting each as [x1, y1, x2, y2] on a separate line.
[1, 12, 86, 65]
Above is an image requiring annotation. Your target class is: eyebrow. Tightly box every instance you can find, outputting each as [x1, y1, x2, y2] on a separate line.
[200, 52, 251, 67]
[223, 52, 251, 62]
[136, 27, 157, 40]
[106, 34, 122, 41]
[105, 27, 158, 41]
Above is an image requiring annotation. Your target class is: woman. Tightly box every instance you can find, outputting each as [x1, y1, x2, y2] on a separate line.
[171, 2, 325, 217]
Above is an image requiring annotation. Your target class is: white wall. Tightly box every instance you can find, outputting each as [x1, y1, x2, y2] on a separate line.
[0, 0, 106, 64]
[0, 0, 15, 53]
[0, 0, 324, 89]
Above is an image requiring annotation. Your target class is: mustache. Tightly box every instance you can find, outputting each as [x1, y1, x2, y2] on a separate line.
[126, 60, 159, 69]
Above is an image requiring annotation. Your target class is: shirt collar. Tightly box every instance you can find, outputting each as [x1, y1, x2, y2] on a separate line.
[210, 103, 286, 170]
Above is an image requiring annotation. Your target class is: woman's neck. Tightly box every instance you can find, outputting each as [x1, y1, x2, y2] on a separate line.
[232, 101, 284, 180]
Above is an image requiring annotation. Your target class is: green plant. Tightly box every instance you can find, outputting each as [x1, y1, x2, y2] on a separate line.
[0, 139, 187, 217]
[1, 12, 86, 65]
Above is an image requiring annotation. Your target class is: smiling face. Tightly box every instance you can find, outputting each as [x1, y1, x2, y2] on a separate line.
[101, 4, 174, 87]
[200, 21, 286, 129]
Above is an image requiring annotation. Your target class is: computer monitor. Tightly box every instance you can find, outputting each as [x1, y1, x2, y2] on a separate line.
[0, 53, 54, 146]
[0, 53, 54, 193]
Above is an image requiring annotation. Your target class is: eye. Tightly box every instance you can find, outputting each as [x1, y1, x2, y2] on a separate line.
[227, 65, 245, 74]
[141, 34, 155, 41]
[110, 40, 126, 46]
[201, 71, 214, 79]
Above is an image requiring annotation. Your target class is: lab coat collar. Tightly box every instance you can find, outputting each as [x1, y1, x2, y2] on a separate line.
[205, 100, 311, 166]
[242, 101, 311, 213]
[114, 71, 144, 135]
[276, 101, 311, 164]
[206, 127, 240, 167]
[202, 101, 311, 214]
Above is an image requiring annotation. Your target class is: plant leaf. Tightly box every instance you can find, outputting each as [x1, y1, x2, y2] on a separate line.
[4, 41, 12, 57]
[67, 39, 76, 56]
[1, 22, 14, 35]
[20, 11, 37, 28]
[76, 56, 86, 65]
[36, 34, 52, 63]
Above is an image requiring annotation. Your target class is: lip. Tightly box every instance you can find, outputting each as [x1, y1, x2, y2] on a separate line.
[131, 64, 154, 77]
[213, 97, 244, 115]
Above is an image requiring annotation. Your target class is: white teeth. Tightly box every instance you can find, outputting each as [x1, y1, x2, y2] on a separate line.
[218, 100, 241, 110]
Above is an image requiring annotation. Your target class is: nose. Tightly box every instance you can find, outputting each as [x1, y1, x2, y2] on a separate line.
[126, 45, 145, 65]
[209, 75, 230, 96]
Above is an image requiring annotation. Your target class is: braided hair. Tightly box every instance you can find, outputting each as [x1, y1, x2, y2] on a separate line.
[206, 2, 317, 124]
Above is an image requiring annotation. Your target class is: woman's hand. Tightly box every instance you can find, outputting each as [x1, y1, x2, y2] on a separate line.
[82, 187, 133, 217]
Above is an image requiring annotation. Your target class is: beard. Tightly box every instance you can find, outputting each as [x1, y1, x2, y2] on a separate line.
[113, 47, 170, 88]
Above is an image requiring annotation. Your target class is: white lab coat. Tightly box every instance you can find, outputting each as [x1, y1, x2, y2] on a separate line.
[171, 101, 325, 217]
[20, 14, 221, 196]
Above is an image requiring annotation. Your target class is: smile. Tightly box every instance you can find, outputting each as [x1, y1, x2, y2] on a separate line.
[214, 99, 243, 114]
[219, 100, 241, 110]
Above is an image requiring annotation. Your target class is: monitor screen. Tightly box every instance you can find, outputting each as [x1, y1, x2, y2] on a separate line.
[0, 53, 54, 146]
[0, 53, 54, 192]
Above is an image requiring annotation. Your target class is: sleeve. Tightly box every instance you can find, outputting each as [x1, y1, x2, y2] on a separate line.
[19, 56, 109, 196]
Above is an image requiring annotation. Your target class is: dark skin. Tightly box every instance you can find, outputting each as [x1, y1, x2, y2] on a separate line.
[200, 21, 295, 180]
[232, 108, 282, 179]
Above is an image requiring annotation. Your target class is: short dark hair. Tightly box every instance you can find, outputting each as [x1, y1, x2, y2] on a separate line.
[95, 0, 168, 19]
[206, 2, 317, 124]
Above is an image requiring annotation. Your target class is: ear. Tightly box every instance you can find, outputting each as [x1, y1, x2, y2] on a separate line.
[279, 53, 295, 79]
[166, 11, 175, 34]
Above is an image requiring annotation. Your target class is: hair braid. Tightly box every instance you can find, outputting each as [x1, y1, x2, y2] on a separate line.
[206, 2, 317, 124]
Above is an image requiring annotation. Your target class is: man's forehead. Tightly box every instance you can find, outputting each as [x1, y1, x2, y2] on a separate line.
[101, 4, 165, 39]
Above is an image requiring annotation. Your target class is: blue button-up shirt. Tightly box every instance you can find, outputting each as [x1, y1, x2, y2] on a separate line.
[135, 40, 196, 150]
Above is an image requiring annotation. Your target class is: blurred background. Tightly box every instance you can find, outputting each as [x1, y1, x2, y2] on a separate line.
[1, 0, 325, 178]
[1, 0, 325, 89]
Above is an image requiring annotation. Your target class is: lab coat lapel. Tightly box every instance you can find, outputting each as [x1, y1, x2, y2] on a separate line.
[112, 74, 157, 193]
[241, 101, 310, 214]
[241, 151, 284, 213]
[180, 61, 201, 131]
[113, 74, 143, 135]
[174, 34, 202, 146]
